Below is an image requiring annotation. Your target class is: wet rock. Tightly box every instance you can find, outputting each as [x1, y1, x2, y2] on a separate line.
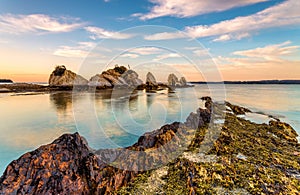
[1, 99, 300, 194]
[225, 101, 251, 115]
[49, 65, 88, 87]
[269, 120, 298, 142]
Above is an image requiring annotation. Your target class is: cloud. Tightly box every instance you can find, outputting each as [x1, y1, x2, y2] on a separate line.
[53, 42, 97, 58]
[214, 41, 299, 70]
[0, 14, 84, 34]
[144, 31, 186, 40]
[120, 53, 139, 58]
[232, 41, 299, 61]
[118, 47, 164, 59]
[144, 0, 300, 41]
[130, 47, 163, 55]
[85, 26, 134, 40]
[154, 53, 181, 61]
[134, 0, 268, 20]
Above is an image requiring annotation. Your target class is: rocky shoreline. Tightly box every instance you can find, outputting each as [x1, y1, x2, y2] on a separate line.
[0, 99, 299, 194]
[0, 65, 193, 94]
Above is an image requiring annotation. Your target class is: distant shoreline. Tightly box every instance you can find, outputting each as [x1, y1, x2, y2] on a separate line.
[191, 80, 300, 84]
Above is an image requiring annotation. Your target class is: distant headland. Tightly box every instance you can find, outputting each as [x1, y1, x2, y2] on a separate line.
[0, 79, 13, 83]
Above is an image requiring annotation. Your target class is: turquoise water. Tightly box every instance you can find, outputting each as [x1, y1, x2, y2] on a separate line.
[0, 84, 299, 174]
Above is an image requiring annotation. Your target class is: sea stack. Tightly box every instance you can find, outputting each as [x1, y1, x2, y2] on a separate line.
[146, 72, 158, 90]
[48, 65, 88, 87]
[168, 73, 188, 88]
[167, 73, 179, 87]
[179, 77, 187, 87]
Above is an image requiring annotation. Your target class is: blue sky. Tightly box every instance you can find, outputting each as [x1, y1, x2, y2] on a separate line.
[0, 0, 299, 81]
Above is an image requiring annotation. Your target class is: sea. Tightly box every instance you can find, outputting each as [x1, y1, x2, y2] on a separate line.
[0, 84, 299, 174]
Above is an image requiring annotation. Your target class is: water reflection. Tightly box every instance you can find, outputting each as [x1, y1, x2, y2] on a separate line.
[50, 92, 73, 111]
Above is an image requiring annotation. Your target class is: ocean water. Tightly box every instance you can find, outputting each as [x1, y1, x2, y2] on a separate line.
[0, 84, 299, 174]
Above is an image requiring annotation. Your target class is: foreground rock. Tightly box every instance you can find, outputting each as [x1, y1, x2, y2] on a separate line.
[49, 65, 88, 87]
[0, 100, 299, 194]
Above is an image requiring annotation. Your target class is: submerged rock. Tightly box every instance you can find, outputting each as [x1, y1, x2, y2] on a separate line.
[49, 65, 88, 87]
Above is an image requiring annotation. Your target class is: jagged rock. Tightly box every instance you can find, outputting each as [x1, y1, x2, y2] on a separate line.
[121, 70, 143, 87]
[146, 72, 157, 86]
[0, 133, 138, 194]
[49, 65, 88, 87]
[89, 74, 112, 87]
[167, 74, 188, 87]
[89, 66, 143, 88]
[102, 72, 128, 86]
[1, 99, 299, 194]
[167, 73, 179, 87]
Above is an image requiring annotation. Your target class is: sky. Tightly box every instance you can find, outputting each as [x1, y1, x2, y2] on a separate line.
[0, 0, 300, 82]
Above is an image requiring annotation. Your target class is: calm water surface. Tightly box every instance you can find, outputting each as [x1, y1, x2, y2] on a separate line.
[0, 84, 299, 174]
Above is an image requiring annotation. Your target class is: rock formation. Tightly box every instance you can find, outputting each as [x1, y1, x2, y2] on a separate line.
[89, 74, 112, 88]
[1, 100, 299, 194]
[167, 73, 179, 87]
[146, 72, 157, 86]
[167, 74, 188, 88]
[121, 70, 143, 87]
[89, 66, 143, 88]
[179, 77, 187, 86]
[49, 65, 88, 87]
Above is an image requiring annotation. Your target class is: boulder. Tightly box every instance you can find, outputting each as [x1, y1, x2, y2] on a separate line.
[89, 74, 112, 87]
[49, 65, 88, 87]
[121, 70, 143, 87]
[88, 66, 143, 88]
[102, 72, 128, 86]
[146, 72, 157, 86]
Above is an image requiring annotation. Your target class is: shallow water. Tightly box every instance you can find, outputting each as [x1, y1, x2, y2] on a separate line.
[0, 84, 299, 174]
